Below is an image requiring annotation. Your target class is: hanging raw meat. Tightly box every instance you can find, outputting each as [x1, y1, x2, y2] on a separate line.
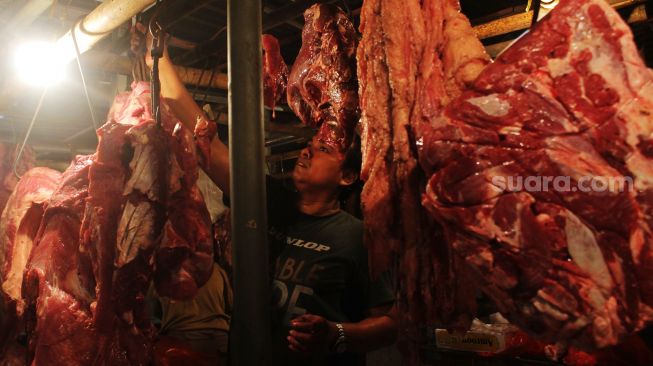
[287, 3, 359, 150]
[262, 34, 289, 111]
[0, 167, 60, 360]
[21, 81, 215, 365]
[22, 155, 98, 365]
[1, 168, 61, 305]
[357, 0, 489, 333]
[420, 0, 653, 348]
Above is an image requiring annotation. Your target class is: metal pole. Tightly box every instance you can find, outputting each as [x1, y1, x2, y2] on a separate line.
[227, 0, 269, 365]
[56, 0, 155, 63]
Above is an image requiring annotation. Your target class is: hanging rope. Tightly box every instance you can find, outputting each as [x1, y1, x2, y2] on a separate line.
[13, 87, 48, 179]
[71, 15, 99, 131]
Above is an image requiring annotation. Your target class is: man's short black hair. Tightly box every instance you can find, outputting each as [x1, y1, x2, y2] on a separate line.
[341, 135, 362, 177]
[339, 136, 363, 217]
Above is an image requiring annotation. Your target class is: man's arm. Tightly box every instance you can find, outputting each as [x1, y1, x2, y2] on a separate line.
[158, 55, 230, 194]
[145, 31, 231, 194]
[287, 303, 398, 354]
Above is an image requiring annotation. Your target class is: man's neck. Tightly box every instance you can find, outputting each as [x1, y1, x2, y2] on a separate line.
[297, 191, 341, 217]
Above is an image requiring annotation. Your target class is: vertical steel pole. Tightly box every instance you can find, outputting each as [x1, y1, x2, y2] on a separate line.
[227, 0, 269, 365]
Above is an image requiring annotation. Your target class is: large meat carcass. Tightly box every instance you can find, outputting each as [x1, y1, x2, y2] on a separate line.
[420, 0, 653, 349]
[358, 0, 653, 351]
[20, 82, 214, 365]
[357, 0, 489, 331]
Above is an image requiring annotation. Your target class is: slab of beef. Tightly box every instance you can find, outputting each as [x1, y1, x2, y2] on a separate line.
[153, 124, 214, 300]
[22, 81, 215, 365]
[420, 0, 653, 348]
[1, 168, 61, 305]
[287, 3, 359, 150]
[262, 34, 289, 112]
[22, 155, 98, 365]
[357, 0, 488, 332]
[0, 143, 35, 214]
[0, 167, 60, 358]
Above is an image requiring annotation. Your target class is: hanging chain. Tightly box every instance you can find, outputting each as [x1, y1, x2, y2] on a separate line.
[150, 21, 164, 127]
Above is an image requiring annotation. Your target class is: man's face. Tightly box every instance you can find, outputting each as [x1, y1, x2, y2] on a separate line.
[292, 137, 346, 193]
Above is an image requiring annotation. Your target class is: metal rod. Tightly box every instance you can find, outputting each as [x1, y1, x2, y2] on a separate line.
[531, 0, 542, 27]
[228, 0, 269, 365]
[56, 0, 155, 64]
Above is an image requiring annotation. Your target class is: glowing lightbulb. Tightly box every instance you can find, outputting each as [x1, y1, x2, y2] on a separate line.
[14, 41, 67, 87]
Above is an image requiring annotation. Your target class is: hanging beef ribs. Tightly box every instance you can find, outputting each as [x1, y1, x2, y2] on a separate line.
[287, 3, 359, 150]
[262, 34, 289, 112]
[420, 0, 653, 348]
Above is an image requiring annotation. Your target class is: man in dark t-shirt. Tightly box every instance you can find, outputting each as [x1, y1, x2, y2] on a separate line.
[267, 177, 394, 366]
[153, 40, 398, 365]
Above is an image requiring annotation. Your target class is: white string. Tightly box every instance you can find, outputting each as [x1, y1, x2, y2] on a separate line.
[71, 18, 99, 131]
[13, 86, 48, 179]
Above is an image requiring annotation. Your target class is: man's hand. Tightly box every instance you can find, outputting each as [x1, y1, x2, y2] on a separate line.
[130, 22, 169, 68]
[287, 314, 338, 354]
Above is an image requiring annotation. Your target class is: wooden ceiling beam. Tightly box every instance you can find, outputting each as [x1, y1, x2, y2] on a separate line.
[483, 1, 650, 57]
[474, 0, 646, 40]
[82, 50, 229, 90]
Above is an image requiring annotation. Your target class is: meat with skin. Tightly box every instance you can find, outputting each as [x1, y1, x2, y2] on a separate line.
[420, 0, 653, 348]
[357, 0, 488, 331]
[262, 34, 289, 112]
[287, 3, 359, 150]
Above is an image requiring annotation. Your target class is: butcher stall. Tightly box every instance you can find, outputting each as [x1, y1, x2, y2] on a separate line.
[0, 0, 652, 365]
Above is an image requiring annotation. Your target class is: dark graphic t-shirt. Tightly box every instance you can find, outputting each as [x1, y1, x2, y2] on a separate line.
[266, 177, 394, 366]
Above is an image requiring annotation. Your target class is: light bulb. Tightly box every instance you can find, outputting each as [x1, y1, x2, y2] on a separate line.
[14, 41, 67, 87]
